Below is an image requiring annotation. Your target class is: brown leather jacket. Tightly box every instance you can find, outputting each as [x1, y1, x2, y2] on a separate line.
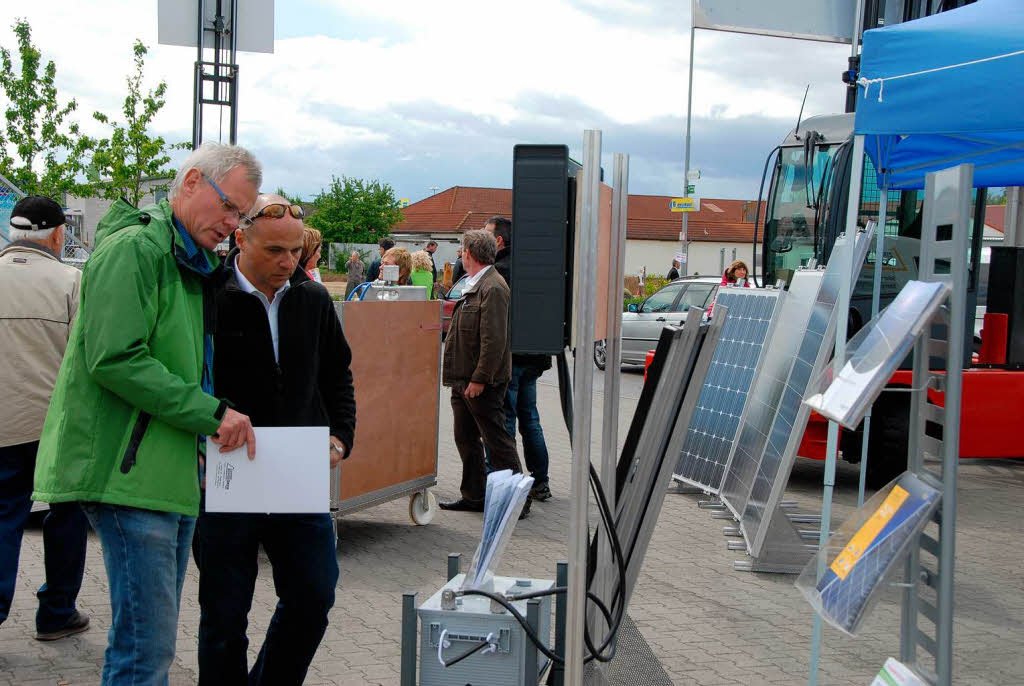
[442, 266, 511, 387]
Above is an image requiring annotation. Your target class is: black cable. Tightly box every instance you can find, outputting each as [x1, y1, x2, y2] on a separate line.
[441, 637, 494, 668]
[556, 349, 573, 431]
[458, 588, 615, 666]
[752, 146, 781, 288]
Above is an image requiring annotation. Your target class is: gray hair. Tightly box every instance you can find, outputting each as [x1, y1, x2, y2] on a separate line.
[8, 225, 60, 243]
[462, 229, 496, 265]
[167, 143, 262, 201]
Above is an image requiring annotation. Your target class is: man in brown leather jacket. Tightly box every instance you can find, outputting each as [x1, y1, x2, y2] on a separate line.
[440, 229, 528, 516]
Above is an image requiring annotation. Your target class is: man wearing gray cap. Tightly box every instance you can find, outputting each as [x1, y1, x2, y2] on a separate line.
[0, 195, 90, 641]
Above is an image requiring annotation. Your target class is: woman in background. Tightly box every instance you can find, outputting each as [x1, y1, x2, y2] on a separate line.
[722, 259, 751, 287]
[301, 227, 323, 283]
[410, 250, 435, 297]
[381, 247, 413, 285]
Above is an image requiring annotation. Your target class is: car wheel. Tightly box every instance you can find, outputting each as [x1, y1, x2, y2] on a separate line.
[593, 339, 607, 371]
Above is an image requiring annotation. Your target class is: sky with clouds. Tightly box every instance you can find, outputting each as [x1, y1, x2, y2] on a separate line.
[5, 0, 854, 204]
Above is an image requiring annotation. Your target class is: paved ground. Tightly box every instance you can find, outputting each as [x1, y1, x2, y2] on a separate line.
[3, 366, 1022, 685]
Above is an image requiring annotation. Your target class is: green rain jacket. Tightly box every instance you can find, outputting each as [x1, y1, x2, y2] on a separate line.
[32, 199, 224, 516]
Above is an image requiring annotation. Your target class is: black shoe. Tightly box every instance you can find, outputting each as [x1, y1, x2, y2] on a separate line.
[35, 610, 90, 641]
[438, 498, 485, 512]
[518, 497, 533, 520]
[530, 482, 552, 502]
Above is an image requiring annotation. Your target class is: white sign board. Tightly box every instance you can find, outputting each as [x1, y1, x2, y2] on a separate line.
[158, 0, 275, 54]
[692, 0, 857, 44]
[206, 426, 330, 513]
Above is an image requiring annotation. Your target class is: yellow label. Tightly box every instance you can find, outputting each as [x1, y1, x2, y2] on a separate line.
[830, 485, 910, 580]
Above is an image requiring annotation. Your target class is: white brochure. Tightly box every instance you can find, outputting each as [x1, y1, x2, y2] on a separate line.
[206, 426, 330, 513]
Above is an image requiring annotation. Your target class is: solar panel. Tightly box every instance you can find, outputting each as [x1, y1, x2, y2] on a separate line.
[672, 289, 784, 493]
[718, 269, 824, 520]
[587, 314, 711, 637]
[743, 229, 875, 558]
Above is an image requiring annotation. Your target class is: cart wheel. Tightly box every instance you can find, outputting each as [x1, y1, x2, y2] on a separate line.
[409, 490, 437, 526]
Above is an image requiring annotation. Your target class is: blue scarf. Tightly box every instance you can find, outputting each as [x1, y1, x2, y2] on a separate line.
[171, 216, 216, 399]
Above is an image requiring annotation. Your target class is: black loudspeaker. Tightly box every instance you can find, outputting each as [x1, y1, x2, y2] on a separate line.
[987, 246, 1024, 365]
[510, 145, 580, 354]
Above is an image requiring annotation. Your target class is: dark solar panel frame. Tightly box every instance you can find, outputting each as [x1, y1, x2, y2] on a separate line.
[672, 289, 784, 494]
[587, 310, 720, 638]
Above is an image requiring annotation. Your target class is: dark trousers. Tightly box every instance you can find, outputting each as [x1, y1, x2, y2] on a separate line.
[502, 366, 550, 485]
[451, 383, 523, 503]
[0, 441, 88, 633]
[196, 509, 339, 686]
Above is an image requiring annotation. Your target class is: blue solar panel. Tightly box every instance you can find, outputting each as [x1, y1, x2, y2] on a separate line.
[672, 289, 783, 493]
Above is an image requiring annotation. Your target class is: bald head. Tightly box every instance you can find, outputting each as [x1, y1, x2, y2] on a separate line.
[235, 193, 306, 299]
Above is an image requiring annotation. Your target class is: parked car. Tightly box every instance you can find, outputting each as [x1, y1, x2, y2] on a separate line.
[594, 276, 720, 369]
[440, 275, 470, 337]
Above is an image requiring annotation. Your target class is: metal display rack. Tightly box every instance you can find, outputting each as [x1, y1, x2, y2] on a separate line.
[896, 164, 971, 686]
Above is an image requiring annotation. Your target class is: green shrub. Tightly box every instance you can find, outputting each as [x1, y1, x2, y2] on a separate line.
[644, 277, 669, 297]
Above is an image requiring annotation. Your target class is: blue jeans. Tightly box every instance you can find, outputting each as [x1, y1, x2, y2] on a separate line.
[0, 441, 88, 633]
[503, 365, 550, 485]
[196, 510, 338, 686]
[82, 503, 195, 686]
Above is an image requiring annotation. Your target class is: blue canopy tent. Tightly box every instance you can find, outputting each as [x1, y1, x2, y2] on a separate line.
[854, 0, 1024, 189]
[809, 4, 1024, 686]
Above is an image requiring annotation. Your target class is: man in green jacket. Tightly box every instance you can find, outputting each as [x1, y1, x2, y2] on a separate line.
[32, 143, 261, 686]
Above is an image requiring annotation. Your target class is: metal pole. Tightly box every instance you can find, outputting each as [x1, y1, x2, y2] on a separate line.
[681, 25, 696, 276]
[193, 0, 206, 149]
[565, 129, 601, 686]
[400, 592, 418, 686]
[936, 164, 972, 686]
[551, 561, 568, 686]
[229, 0, 239, 144]
[525, 599, 541, 686]
[595, 153, 629, 638]
[858, 185, 888, 506]
[446, 552, 461, 582]
[809, 134, 865, 686]
[603, 155, 629, 505]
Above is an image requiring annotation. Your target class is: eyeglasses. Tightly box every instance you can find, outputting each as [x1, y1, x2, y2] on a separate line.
[240, 203, 305, 229]
[202, 172, 251, 225]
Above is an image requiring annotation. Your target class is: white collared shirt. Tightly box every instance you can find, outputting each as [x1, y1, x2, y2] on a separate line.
[234, 265, 291, 362]
[463, 265, 491, 293]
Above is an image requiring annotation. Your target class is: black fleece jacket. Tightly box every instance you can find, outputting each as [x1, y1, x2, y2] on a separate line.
[212, 250, 356, 452]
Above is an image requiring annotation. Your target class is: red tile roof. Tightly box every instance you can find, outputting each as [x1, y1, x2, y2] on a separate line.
[394, 186, 758, 243]
[985, 204, 1005, 233]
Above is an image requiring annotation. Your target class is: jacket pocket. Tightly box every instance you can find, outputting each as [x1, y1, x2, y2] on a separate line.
[120, 411, 152, 474]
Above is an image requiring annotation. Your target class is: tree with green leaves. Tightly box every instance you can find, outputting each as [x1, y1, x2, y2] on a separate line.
[90, 40, 188, 206]
[273, 187, 304, 205]
[306, 175, 403, 244]
[0, 19, 93, 198]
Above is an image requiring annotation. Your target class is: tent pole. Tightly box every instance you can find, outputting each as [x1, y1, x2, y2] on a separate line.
[857, 182, 888, 506]
[809, 134, 865, 686]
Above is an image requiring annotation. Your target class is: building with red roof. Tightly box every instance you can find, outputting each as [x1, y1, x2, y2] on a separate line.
[392, 186, 760, 278]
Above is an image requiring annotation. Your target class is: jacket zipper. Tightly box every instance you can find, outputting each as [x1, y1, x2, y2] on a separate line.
[120, 412, 152, 474]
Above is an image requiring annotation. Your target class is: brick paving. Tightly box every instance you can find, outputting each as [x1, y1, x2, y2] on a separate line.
[2, 369, 1022, 685]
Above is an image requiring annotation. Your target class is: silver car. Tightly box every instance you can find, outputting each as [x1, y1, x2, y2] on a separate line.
[594, 276, 720, 369]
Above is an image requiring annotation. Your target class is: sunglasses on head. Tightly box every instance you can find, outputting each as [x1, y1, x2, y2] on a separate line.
[240, 203, 304, 228]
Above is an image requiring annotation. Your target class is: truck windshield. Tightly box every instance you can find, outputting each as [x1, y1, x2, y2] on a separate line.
[763, 144, 842, 284]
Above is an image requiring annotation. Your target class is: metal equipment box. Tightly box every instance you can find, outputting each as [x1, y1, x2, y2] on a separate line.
[417, 573, 553, 686]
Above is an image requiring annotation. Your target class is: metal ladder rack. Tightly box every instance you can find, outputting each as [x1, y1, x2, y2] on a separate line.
[899, 163, 972, 686]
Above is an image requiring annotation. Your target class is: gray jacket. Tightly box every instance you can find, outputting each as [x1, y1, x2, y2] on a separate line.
[0, 241, 81, 447]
